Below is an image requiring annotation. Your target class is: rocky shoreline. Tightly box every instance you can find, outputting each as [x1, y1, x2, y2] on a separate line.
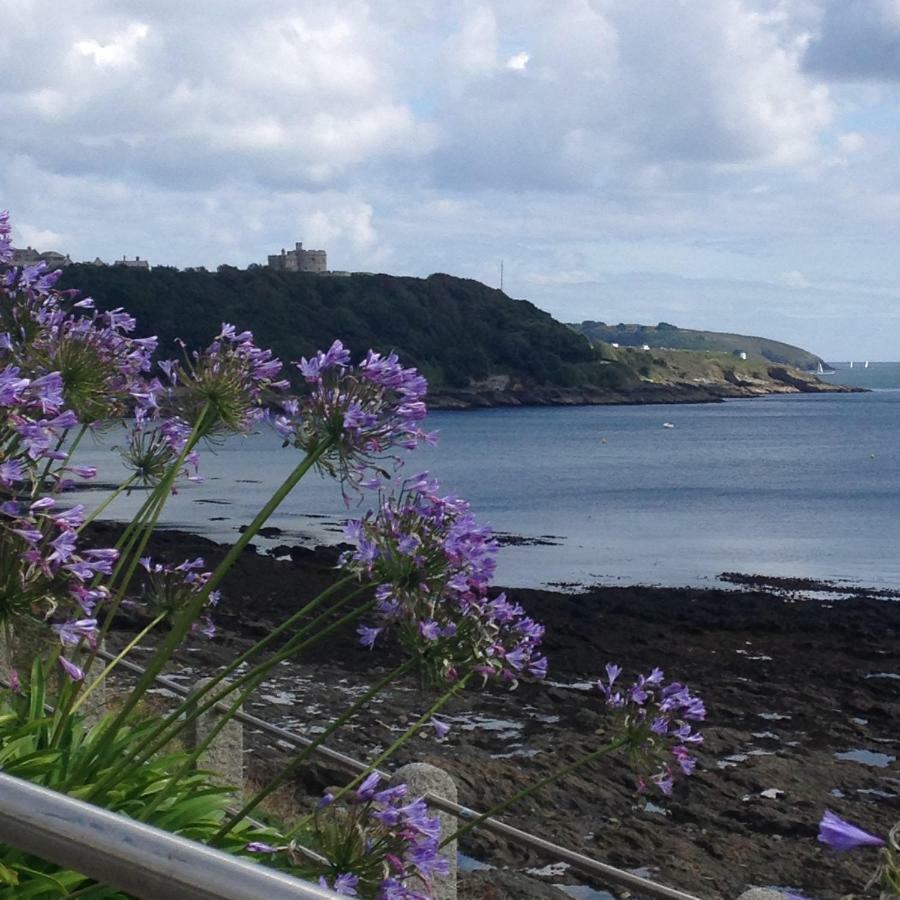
[426, 374, 861, 411]
[93, 524, 899, 899]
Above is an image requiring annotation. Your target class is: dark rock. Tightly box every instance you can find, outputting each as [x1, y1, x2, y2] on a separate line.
[458, 869, 571, 899]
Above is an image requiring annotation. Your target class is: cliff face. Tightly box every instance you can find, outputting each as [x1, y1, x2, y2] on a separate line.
[57, 265, 854, 409]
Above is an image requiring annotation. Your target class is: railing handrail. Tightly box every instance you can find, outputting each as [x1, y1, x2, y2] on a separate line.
[101, 650, 704, 900]
[0, 771, 342, 900]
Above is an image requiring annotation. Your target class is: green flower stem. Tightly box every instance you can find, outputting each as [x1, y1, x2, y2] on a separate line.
[89, 404, 213, 665]
[121, 589, 375, 779]
[76, 474, 139, 533]
[2, 619, 12, 672]
[285, 672, 472, 841]
[440, 736, 629, 848]
[81, 439, 333, 797]
[116, 575, 358, 765]
[215, 657, 418, 842]
[193, 438, 332, 601]
[69, 613, 166, 716]
[51, 425, 89, 495]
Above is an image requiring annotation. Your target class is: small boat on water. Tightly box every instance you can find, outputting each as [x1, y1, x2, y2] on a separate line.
[662, 422, 675, 429]
[815, 362, 836, 375]
[865, 360, 870, 369]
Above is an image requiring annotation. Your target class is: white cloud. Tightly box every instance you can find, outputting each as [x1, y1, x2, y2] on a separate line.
[73, 22, 149, 69]
[506, 51, 530, 71]
[781, 269, 810, 288]
[432, 0, 833, 190]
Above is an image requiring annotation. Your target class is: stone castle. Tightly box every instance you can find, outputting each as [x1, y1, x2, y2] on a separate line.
[266, 242, 327, 273]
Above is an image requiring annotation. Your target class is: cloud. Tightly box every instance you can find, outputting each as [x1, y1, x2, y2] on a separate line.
[73, 22, 149, 69]
[505, 51, 530, 71]
[2, 1, 900, 360]
[804, 0, 900, 81]
[0, 2, 432, 193]
[428, 1, 834, 193]
[781, 270, 810, 288]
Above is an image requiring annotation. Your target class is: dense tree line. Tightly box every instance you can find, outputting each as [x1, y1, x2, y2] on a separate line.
[59, 267, 636, 392]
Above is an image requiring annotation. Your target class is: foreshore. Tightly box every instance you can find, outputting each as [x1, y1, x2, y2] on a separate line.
[426, 376, 861, 410]
[92, 523, 900, 899]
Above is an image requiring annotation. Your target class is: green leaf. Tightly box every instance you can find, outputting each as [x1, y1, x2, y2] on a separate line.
[0, 862, 18, 886]
[28, 658, 45, 725]
[1, 864, 77, 897]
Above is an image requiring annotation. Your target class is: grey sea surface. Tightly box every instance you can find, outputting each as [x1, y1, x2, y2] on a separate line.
[68, 365, 900, 590]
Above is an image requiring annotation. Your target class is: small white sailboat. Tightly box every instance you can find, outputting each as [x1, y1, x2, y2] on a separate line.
[850, 361, 854, 368]
[865, 360, 870, 369]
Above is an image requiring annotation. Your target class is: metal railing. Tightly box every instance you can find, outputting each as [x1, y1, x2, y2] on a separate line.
[102, 651, 703, 900]
[0, 771, 342, 900]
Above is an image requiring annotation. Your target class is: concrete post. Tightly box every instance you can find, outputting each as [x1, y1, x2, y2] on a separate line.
[185, 677, 244, 791]
[390, 762, 457, 900]
[736, 891, 796, 900]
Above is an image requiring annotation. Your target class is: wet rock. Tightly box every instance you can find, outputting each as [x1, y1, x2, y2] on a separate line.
[458, 870, 571, 899]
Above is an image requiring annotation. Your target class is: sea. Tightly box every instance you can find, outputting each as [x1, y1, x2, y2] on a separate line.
[68, 362, 900, 591]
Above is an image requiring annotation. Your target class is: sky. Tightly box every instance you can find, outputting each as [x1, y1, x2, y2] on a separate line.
[2, 1, 900, 359]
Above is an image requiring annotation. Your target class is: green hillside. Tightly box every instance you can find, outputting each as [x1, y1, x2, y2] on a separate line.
[51, 266, 843, 406]
[58, 266, 636, 394]
[572, 321, 825, 371]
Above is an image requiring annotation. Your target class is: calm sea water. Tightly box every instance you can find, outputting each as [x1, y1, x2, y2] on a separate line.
[68, 365, 900, 590]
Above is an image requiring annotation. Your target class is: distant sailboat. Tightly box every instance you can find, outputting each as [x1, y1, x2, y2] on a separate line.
[850, 361, 854, 368]
[865, 360, 870, 369]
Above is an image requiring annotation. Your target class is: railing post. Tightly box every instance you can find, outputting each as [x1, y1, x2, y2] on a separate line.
[390, 762, 458, 900]
[736, 891, 794, 899]
[186, 677, 244, 791]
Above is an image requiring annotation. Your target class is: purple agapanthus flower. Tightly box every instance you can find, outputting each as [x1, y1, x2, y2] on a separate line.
[817, 809, 885, 852]
[343, 474, 545, 686]
[279, 342, 436, 498]
[598, 663, 704, 796]
[319, 873, 359, 896]
[245, 841, 279, 854]
[58, 655, 84, 682]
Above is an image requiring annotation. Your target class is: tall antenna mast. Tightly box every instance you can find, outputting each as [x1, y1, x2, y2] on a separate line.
[500, 260, 504, 293]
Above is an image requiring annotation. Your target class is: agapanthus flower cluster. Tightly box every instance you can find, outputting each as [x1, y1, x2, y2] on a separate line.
[0, 212, 169, 507]
[597, 663, 705, 795]
[248, 773, 447, 899]
[133, 556, 219, 638]
[30, 304, 158, 424]
[0, 497, 116, 624]
[274, 341, 436, 497]
[119, 415, 201, 489]
[342, 474, 546, 686]
[160, 324, 286, 438]
[1, 233, 158, 426]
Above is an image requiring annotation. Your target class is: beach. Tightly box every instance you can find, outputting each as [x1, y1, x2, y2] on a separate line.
[95, 523, 900, 899]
